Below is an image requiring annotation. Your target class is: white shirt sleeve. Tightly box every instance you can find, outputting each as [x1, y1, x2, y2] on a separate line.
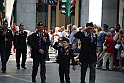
[57, 32, 62, 37]
[62, 31, 66, 37]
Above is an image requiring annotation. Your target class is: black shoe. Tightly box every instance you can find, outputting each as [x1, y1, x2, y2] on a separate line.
[22, 66, 26, 69]
[17, 64, 20, 69]
[42, 81, 46, 83]
[32, 79, 36, 83]
[32, 77, 36, 82]
[2, 71, 6, 73]
[17, 67, 20, 69]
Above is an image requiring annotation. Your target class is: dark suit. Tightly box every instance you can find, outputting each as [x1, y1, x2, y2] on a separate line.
[53, 42, 75, 83]
[13, 30, 27, 68]
[0, 28, 13, 72]
[74, 31, 97, 83]
[31, 31, 50, 82]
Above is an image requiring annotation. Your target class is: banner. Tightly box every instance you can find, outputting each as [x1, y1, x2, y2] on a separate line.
[38, 0, 58, 5]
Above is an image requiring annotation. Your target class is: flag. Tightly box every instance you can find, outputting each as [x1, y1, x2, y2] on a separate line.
[11, 1, 17, 33]
[12, 25, 16, 33]
[0, 0, 4, 21]
[12, 1, 16, 25]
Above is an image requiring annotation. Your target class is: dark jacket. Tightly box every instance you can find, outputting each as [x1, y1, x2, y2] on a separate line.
[0, 28, 13, 49]
[13, 30, 27, 49]
[74, 31, 97, 63]
[73, 48, 81, 53]
[31, 31, 50, 59]
[53, 42, 75, 66]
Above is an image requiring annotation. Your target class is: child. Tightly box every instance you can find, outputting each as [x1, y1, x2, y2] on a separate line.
[53, 37, 76, 83]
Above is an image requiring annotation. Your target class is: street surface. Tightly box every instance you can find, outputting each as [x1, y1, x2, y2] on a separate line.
[0, 51, 124, 83]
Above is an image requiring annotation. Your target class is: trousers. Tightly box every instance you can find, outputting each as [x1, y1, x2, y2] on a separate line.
[81, 62, 96, 83]
[16, 49, 27, 67]
[32, 58, 46, 82]
[59, 65, 71, 83]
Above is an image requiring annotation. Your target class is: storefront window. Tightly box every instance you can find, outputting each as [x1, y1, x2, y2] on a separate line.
[36, 4, 48, 26]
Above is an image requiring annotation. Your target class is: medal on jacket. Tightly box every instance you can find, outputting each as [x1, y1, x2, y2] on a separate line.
[37, 34, 38, 37]
[84, 31, 88, 37]
[61, 48, 63, 52]
[64, 48, 70, 56]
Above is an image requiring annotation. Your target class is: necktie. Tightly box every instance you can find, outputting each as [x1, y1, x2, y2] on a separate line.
[20, 31, 23, 34]
[90, 34, 93, 43]
[5, 28, 7, 32]
[38, 33, 42, 48]
[88, 33, 93, 43]
[38, 33, 44, 59]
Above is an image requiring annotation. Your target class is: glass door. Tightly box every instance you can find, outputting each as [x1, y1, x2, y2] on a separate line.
[36, 4, 48, 26]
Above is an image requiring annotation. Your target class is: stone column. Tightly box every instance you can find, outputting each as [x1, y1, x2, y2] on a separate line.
[56, 1, 60, 27]
[48, 5, 51, 30]
[80, 0, 89, 26]
[17, 0, 36, 31]
[102, 0, 118, 27]
[74, 0, 79, 27]
[119, 0, 124, 27]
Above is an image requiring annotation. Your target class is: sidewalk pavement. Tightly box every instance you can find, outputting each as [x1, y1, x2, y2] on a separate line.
[0, 49, 124, 83]
[0, 59, 124, 83]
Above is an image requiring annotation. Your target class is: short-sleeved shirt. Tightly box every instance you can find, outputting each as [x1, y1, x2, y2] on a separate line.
[104, 37, 115, 53]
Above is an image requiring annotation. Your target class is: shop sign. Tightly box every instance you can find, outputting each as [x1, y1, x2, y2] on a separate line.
[39, 0, 58, 5]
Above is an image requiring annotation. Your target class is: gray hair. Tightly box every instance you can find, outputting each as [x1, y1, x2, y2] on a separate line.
[110, 28, 115, 33]
[106, 32, 112, 37]
[72, 25, 77, 29]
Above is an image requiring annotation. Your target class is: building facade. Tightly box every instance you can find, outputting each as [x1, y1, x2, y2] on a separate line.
[36, 0, 81, 30]
[17, 0, 80, 31]
[17, 0, 36, 31]
[16, 0, 124, 31]
[119, 0, 124, 28]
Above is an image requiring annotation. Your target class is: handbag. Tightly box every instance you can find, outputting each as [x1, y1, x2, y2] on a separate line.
[103, 45, 107, 51]
[121, 50, 124, 58]
[115, 44, 121, 50]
